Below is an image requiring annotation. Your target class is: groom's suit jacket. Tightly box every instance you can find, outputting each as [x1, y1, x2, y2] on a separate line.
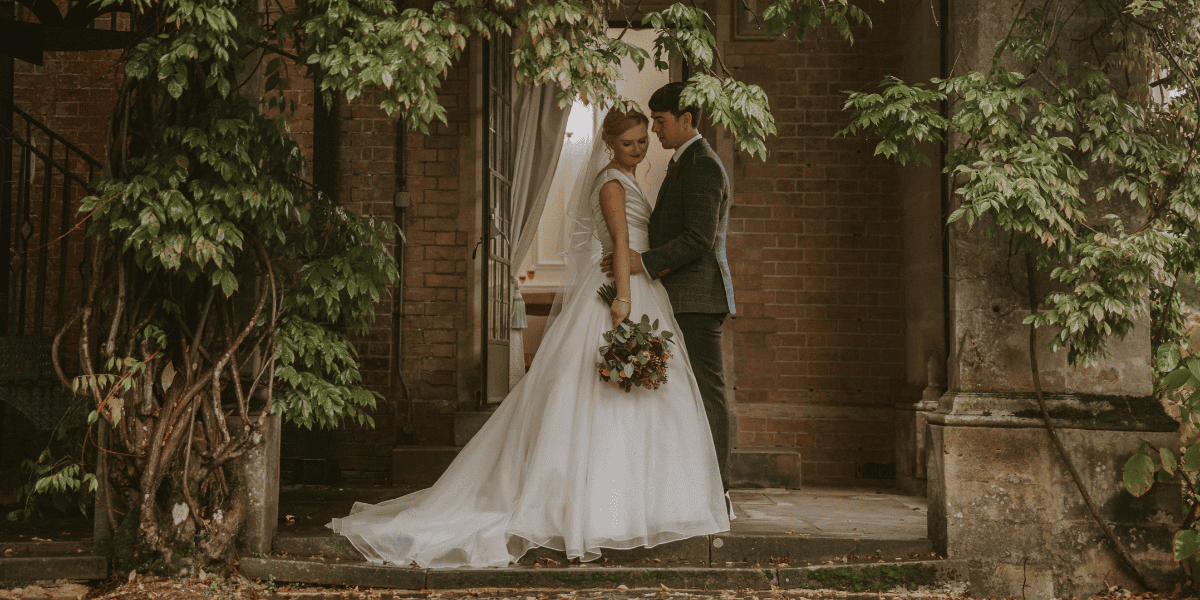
[641, 138, 737, 315]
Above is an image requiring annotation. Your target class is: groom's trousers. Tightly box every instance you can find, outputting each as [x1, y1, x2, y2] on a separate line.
[674, 312, 730, 492]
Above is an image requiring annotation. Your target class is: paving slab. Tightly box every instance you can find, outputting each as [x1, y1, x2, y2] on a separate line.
[726, 488, 927, 539]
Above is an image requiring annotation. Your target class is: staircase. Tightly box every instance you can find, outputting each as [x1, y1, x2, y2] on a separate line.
[0, 108, 109, 582]
[392, 407, 496, 485]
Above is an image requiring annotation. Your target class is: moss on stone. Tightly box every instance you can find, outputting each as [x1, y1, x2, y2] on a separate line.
[1011, 395, 1176, 431]
[804, 563, 939, 592]
[111, 509, 139, 574]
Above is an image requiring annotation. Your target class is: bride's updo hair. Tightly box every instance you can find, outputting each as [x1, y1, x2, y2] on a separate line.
[600, 108, 649, 147]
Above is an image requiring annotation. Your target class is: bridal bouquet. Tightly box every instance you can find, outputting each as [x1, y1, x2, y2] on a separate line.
[596, 283, 676, 392]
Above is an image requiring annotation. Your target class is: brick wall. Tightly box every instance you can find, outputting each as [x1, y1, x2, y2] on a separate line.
[276, 52, 475, 484]
[397, 61, 473, 419]
[724, 2, 906, 485]
[14, 51, 121, 162]
[328, 90, 400, 483]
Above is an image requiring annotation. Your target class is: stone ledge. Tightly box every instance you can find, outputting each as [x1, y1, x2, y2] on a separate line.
[932, 392, 1177, 432]
[241, 555, 963, 592]
[0, 541, 93, 557]
[0, 555, 108, 581]
[269, 532, 932, 570]
[427, 566, 777, 590]
[777, 560, 967, 591]
[710, 535, 932, 565]
[241, 556, 425, 589]
[274, 530, 361, 561]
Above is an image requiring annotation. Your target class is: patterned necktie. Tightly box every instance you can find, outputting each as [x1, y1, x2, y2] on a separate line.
[666, 158, 679, 180]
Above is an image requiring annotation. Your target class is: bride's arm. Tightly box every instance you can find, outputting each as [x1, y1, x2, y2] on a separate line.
[598, 179, 632, 328]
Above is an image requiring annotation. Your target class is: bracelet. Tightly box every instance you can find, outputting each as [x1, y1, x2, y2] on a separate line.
[613, 297, 631, 304]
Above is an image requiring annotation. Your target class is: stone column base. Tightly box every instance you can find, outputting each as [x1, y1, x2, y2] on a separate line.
[230, 412, 281, 555]
[928, 408, 1179, 599]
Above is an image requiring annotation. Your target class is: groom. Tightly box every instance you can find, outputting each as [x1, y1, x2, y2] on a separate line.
[602, 82, 737, 496]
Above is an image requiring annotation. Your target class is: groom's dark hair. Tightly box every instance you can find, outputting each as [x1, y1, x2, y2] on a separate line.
[649, 82, 703, 126]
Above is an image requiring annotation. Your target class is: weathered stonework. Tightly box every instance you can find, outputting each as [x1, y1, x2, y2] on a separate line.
[229, 413, 282, 555]
[927, 398, 1179, 598]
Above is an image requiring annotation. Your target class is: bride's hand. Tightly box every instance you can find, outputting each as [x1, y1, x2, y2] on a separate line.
[610, 298, 631, 329]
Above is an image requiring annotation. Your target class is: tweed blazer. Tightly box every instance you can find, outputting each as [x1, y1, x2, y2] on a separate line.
[641, 138, 737, 315]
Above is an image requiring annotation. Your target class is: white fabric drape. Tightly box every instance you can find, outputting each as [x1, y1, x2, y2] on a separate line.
[508, 84, 571, 387]
[510, 84, 572, 271]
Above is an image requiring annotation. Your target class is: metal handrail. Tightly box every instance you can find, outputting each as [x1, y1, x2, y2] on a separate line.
[0, 121, 93, 189]
[12, 106, 104, 172]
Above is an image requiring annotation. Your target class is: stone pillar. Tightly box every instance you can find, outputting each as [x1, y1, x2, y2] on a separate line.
[229, 412, 281, 555]
[894, 0, 945, 497]
[926, 1, 1181, 595]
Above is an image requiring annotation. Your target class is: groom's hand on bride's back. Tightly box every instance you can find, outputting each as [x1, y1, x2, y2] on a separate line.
[600, 251, 644, 278]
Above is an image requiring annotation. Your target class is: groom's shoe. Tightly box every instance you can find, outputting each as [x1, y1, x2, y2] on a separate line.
[726, 491, 736, 521]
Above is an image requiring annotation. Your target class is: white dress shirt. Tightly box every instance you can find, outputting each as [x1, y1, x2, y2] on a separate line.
[671, 133, 703, 162]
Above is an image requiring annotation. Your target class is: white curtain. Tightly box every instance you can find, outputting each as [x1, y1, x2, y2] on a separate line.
[508, 84, 571, 387]
[510, 84, 572, 270]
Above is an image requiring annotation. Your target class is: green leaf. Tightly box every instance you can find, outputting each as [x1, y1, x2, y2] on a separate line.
[1123, 453, 1155, 497]
[1157, 343, 1182, 372]
[216, 270, 237, 297]
[1176, 529, 1200, 560]
[1183, 444, 1200, 471]
[1162, 368, 1193, 392]
[1160, 446, 1177, 475]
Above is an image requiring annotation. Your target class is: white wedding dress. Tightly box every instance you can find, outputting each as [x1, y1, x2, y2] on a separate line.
[328, 168, 729, 568]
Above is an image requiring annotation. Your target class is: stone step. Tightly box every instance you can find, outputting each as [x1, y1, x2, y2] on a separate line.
[272, 529, 932, 566]
[0, 540, 93, 557]
[392, 446, 460, 487]
[240, 555, 965, 592]
[0, 555, 108, 581]
[453, 407, 497, 447]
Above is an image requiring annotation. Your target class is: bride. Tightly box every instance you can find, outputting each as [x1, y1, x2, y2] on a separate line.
[328, 108, 729, 569]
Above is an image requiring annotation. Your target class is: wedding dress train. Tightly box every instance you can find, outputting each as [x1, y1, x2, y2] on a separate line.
[328, 169, 729, 568]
